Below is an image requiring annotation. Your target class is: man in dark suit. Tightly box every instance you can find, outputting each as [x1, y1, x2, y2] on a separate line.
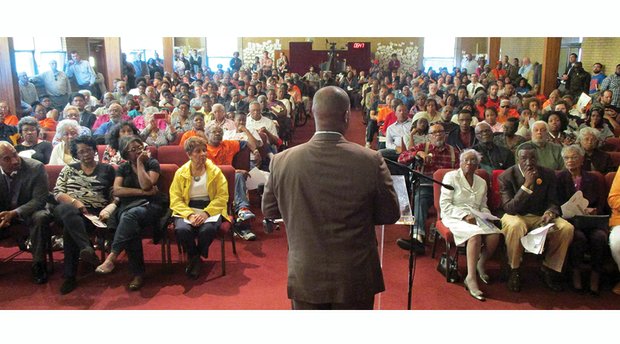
[472, 122, 514, 173]
[0, 142, 53, 284]
[447, 109, 478, 150]
[499, 143, 574, 293]
[262, 86, 400, 310]
[225, 89, 248, 114]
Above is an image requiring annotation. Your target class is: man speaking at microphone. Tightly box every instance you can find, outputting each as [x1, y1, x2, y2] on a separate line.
[262, 86, 399, 310]
[397, 123, 460, 253]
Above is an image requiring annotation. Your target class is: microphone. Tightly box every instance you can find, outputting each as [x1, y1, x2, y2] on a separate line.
[384, 159, 455, 191]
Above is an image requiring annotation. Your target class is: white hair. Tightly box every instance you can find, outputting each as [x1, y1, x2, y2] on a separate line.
[460, 148, 483, 165]
[56, 119, 80, 135]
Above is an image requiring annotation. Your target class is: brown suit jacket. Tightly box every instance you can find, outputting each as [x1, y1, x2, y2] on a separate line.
[498, 165, 560, 216]
[262, 132, 400, 304]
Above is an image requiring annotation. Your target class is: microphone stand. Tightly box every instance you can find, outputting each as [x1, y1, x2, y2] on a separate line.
[385, 159, 453, 310]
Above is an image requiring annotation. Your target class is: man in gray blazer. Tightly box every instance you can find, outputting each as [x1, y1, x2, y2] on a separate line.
[0, 142, 53, 284]
[262, 86, 400, 310]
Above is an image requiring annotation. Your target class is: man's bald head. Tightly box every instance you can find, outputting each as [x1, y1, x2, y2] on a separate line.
[312, 86, 350, 134]
[0, 141, 21, 175]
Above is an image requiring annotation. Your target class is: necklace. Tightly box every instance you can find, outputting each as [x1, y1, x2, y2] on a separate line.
[193, 176, 201, 182]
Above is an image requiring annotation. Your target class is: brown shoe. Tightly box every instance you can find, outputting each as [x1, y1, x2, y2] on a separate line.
[128, 276, 144, 291]
[541, 266, 563, 292]
[508, 269, 521, 292]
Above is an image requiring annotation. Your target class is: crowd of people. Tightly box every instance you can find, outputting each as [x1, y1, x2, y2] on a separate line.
[2, 46, 620, 305]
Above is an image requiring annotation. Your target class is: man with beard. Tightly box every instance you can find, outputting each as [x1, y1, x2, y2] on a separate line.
[601, 64, 620, 107]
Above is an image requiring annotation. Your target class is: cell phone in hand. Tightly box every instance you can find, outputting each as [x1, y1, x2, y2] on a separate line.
[153, 113, 166, 120]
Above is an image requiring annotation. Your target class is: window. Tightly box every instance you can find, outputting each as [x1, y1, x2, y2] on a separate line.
[423, 37, 456, 72]
[121, 37, 163, 64]
[206, 37, 238, 71]
[12, 37, 65, 76]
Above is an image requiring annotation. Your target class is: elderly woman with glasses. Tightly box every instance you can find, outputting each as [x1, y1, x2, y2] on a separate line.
[557, 144, 608, 295]
[95, 136, 162, 291]
[15, 116, 53, 164]
[576, 127, 614, 174]
[52, 135, 116, 294]
[52, 106, 91, 145]
[49, 119, 82, 165]
[439, 149, 501, 301]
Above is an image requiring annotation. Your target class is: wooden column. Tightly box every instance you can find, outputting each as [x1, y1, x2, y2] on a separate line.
[0, 38, 21, 116]
[488, 37, 501, 68]
[163, 37, 174, 74]
[541, 38, 561, 96]
[104, 37, 121, 92]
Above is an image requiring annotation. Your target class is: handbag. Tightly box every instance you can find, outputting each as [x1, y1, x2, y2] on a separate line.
[437, 253, 461, 283]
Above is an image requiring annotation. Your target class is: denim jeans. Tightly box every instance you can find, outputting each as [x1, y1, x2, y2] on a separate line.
[111, 205, 151, 276]
[234, 172, 250, 212]
[413, 185, 434, 237]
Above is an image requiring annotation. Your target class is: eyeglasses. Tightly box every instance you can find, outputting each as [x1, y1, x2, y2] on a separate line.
[429, 131, 445, 136]
[127, 146, 144, 153]
[500, 105, 509, 108]
[76, 147, 94, 155]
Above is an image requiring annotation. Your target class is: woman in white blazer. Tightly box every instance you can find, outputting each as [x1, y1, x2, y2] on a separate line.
[440, 149, 501, 301]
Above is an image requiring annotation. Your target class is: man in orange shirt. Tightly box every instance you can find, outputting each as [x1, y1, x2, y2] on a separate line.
[179, 112, 207, 147]
[205, 125, 259, 240]
[497, 98, 520, 124]
[0, 101, 18, 144]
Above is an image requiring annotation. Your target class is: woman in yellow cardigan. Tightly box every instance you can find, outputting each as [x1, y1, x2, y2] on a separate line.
[607, 167, 620, 295]
[169, 136, 229, 279]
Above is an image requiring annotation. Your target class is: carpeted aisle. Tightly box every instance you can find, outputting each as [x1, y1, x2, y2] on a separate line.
[0, 109, 618, 310]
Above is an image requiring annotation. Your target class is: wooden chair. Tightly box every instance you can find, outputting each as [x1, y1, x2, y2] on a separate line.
[162, 165, 237, 276]
[431, 168, 491, 283]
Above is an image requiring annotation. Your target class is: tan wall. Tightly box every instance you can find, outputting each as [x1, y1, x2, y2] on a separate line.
[500, 37, 545, 64]
[459, 38, 488, 56]
[174, 37, 205, 50]
[581, 37, 620, 74]
[65, 37, 89, 58]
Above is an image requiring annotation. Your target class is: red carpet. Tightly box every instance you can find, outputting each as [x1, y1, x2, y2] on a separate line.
[1, 109, 618, 310]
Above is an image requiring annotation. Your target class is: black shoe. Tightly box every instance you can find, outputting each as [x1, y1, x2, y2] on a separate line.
[185, 256, 201, 280]
[396, 238, 425, 254]
[79, 247, 100, 266]
[508, 269, 521, 292]
[31, 262, 48, 284]
[60, 277, 77, 295]
[541, 266, 564, 292]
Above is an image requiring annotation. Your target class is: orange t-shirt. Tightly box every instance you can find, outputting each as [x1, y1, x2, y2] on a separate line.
[207, 140, 240, 165]
[179, 130, 206, 147]
[39, 118, 57, 131]
[4, 114, 18, 126]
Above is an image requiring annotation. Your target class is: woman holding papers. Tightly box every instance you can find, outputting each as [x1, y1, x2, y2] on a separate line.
[52, 135, 116, 294]
[169, 136, 229, 279]
[95, 136, 162, 291]
[557, 145, 608, 296]
[439, 149, 501, 301]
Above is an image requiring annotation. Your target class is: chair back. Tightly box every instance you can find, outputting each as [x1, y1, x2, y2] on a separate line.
[490, 169, 505, 213]
[158, 145, 189, 167]
[609, 152, 620, 170]
[232, 145, 251, 171]
[157, 164, 178, 195]
[602, 137, 620, 151]
[44, 165, 64, 192]
[432, 168, 490, 220]
[96, 145, 106, 161]
[218, 165, 236, 220]
[42, 131, 56, 142]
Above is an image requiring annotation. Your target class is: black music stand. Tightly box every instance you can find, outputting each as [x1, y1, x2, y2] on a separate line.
[385, 158, 453, 310]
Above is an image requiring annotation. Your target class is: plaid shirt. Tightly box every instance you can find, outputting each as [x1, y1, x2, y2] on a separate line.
[398, 142, 460, 177]
[601, 74, 620, 107]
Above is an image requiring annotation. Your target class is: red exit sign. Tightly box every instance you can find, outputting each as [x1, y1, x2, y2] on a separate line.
[352, 42, 365, 49]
